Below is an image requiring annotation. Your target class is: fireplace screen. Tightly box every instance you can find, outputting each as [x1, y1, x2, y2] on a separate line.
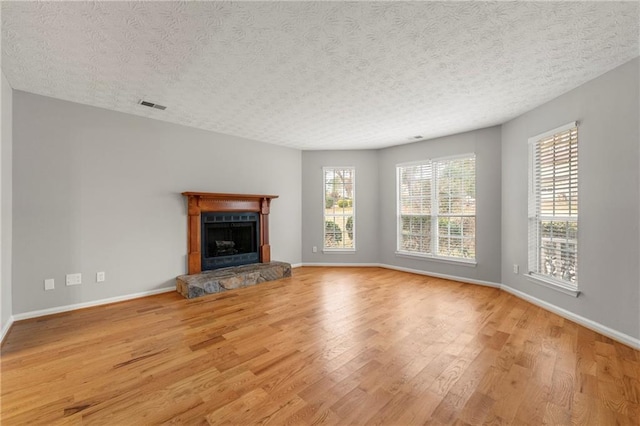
[201, 212, 260, 270]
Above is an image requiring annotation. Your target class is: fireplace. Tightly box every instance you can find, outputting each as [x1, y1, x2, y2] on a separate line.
[201, 212, 260, 270]
[182, 192, 278, 274]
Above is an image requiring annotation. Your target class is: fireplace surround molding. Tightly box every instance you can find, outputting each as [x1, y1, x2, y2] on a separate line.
[182, 192, 279, 274]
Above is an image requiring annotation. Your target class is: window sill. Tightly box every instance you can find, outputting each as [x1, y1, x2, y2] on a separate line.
[395, 251, 477, 267]
[322, 249, 356, 254]
[526, 273, 580, 297]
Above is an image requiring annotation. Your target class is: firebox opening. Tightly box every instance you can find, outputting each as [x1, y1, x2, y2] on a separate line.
[201, 212, 260, 270]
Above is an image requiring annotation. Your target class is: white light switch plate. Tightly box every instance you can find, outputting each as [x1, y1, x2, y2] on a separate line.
[96, 271, 105, 282]
[66, 273, 82, 286]
[44, 279, 55, 290]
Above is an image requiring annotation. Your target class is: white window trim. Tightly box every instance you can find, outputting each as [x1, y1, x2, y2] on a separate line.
[322, 166, 356, 252]
[396, 154, 476, 265]
[527, 121, 579, 294]
[322, 249, 356, 254]
[527, 122, 577, 145]
[395, 251, 477, 267]
[397, 153, 474, 168]
[526, 273, 581, 297]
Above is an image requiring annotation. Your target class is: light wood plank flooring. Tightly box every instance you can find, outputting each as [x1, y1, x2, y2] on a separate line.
[1, 267, 638, 425]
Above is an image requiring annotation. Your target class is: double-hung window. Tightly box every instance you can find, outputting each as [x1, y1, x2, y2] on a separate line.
[528, 122, 579, 293]
[323, 167, 355, 251]
[397, 155, 476, 262]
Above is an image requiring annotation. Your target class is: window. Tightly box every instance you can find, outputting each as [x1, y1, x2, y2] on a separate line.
[323, 167, 355, 250]
[528, 122, 578, 292]
[397, 155, 476, 262]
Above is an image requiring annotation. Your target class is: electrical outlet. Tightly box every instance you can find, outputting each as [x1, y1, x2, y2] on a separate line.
[312, 246, 317, 253]
[513, 264, 519, 274]
[96, 271, 105, 282]
[44, 279, 55, 291]
[66, 273, 82, 286]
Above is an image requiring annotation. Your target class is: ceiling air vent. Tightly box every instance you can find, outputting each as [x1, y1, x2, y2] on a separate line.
[138, 100, 167, 110]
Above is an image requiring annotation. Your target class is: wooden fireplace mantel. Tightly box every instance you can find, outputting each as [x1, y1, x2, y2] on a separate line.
[182, 192, 279, 274]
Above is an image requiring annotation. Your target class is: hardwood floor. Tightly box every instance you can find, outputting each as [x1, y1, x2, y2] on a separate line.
[1, 267, 638, 425]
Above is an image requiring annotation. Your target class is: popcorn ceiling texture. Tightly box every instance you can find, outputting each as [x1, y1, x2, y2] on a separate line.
[1, 1, 638, 150]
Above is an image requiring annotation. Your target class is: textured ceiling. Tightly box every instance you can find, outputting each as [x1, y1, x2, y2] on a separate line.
[2, 1, 638, 150]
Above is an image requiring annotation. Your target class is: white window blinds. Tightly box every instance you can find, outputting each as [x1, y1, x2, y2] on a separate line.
[528, 123, 578, 289]
[436, 156, 476, 259]
[323, 167, 355, 250]
[397, 155, 476, 261]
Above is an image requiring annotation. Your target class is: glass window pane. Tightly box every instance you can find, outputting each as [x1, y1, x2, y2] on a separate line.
[323, 167, 355, 250]
[398, 157, 475, 260]
[529, 126, 578, 286]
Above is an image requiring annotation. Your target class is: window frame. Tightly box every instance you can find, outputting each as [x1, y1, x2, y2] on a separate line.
[396, 153, 477, 265]
[322, 166, 356, 252]
[527, 121, 580, 297]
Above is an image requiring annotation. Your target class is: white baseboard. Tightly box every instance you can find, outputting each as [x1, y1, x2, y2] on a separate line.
[12, 287, 176, 322]
[301, 262, 382, 267]
[1, 315, 14, 344]
[500, 284, 640, 350]
[290, 263, 303, 268]
[300, 262, 501, 289]
[6, 266, 639, 351]
[298, 263, 639, 349]
[379, 263, 502, 289]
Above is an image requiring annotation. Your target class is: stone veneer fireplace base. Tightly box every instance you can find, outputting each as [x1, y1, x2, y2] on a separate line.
[177, 192, 289, 299]
[176, 261, 291, 299]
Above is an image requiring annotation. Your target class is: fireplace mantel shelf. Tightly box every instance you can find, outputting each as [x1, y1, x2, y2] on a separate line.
[182, 192, 279, 275]
[182, 192, 279, 200]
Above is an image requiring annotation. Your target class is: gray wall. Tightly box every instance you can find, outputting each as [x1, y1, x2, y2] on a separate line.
[300, 127, 502, 284]
[1, 72, 13, 331]
[301, 150, 379, 264]
[6, 58, 638, 343]
[378, 127, 502, 284]
[501, 58, 639, 339]
[12, 92, 301, 315]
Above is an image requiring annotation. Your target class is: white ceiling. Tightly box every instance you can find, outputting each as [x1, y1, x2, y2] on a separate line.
[2, 1, 638, 150]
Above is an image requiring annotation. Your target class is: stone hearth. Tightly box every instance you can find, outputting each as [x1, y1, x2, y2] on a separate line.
[176, 261, 291, 299]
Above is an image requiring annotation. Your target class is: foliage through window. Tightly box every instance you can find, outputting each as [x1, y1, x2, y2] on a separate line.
[324, 167, 355, 250]
[397, 155, 476, 261]
[528, 123, 578, 289]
